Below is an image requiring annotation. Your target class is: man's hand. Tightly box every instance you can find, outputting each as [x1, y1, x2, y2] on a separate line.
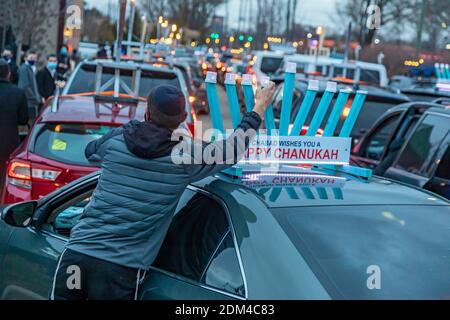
[253, 81, 277, 119]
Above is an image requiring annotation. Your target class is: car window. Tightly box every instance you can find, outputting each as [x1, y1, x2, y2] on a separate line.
[33, 123, 117, 166]
[260, 57, 283, 74]
[363, 115, 400, 160]
[360, 69, 380, 85]
[153, 191, 245, 297]
[394, 114, 450, 176]
[47, 192, 92, 237]
[202, 232, 245, 296]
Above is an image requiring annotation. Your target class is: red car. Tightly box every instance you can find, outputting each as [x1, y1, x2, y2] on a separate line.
[2, 59, 197, 204]
[1, 96, 148, 204]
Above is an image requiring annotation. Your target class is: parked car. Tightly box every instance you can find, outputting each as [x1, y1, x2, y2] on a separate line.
[173, 58, 209, 114]
[249, 51, 285, 86]
[394, 79, 450, 102]
[1, 60, 195, 204]
[282, 54, 389, 87]
[352, 102, 450, 200]
[1, 165, 449, 299]
[270, 80, 410, 141]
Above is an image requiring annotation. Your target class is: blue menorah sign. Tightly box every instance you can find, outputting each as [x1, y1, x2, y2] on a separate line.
[204, 62, 373, 179]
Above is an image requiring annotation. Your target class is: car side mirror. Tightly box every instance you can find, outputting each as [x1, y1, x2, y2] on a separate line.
[1, 201, 37, 228]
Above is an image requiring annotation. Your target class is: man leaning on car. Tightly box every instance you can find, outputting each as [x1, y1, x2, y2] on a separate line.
[51, 83, 276, 300]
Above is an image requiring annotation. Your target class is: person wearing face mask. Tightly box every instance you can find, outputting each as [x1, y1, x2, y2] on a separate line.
[18, 50, 42, 122]
[2, 47, 19, 84]
[36, 54, 58, 102]
[57, 45, 70, 79]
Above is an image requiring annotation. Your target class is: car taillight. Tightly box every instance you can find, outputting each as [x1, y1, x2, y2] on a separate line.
[7, 160, 32, 189]
[7, 160, 62, 189]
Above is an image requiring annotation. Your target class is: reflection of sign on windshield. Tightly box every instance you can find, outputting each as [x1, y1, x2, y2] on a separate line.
[51, 138, 68, 151]
[242, 136, 351, 165]
[242, 173, 346, 189]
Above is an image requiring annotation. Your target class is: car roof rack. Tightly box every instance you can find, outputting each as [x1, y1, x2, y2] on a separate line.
[92, 60, 142, 103]
[203, 62, 373, 180]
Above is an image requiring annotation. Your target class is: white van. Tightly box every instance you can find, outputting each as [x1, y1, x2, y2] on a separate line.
[284, 54, 388, 87]
[251, 51, 285, 85]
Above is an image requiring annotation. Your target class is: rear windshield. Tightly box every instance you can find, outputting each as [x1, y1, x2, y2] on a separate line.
[260, 57, 283, 74]
[33, 123, 116, 166]
[66, 65, 181, 98]
[272, 205, 450, 299]
[333, 67, 381, 85]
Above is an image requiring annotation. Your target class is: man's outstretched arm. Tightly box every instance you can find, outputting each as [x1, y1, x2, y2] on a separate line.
[182, 82, 276, 182]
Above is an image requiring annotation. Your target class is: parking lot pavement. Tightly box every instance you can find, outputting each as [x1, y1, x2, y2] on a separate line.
[197, 85, 232, 134]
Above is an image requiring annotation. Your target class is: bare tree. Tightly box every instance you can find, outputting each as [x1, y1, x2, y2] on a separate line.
[140, 0, 225, 35]
[335, 0, 417, 46]
[2, 0, 61, 64]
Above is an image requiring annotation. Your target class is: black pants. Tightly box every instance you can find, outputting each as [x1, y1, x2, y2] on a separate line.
[51, 249, 145, 300]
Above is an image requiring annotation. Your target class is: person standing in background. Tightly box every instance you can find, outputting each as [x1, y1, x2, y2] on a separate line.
[97, 44, 108, 59]
[57, 45, 70, 80]
[71, 48, 81, 69]
[2, 47, 19, 85]
[18, 50, 42, 124]
[0, 61, 28, 186]
[36, 54, 58, 102]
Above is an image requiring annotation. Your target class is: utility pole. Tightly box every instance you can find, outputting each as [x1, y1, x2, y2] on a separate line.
[115, 0, 127, 62]
[344, 21, 352, 64]
[127, 0, 136, 54]
[286, 0, 292, 39]
[415, 0, 426, 59]
[238, 0, 243, 33]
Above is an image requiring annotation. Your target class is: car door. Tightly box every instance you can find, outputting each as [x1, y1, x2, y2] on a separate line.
[140, 187, 247, 300]
[352, 113, 401, 169]
[384, 113, 450, 189]
[0, 178, 96, 300]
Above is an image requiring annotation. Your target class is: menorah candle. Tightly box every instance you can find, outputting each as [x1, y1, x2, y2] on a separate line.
[323, 88, 352, 137]
[242, 74, 255, 113]
[279, 62, 297, 136]
[306, 81, 337, 137]
[205, 71, 224, 133]
[339, 90, 368, 138]
[290, 80, 319, 136]
[224, 73, 242, 129]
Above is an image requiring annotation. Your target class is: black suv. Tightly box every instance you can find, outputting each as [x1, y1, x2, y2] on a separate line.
[352, 102, 449, 199]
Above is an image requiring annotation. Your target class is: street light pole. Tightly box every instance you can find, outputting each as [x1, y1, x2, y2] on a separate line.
[127, 0, 136, 54]
[115, 0, 127, 63]
[415, 0, 426, 59]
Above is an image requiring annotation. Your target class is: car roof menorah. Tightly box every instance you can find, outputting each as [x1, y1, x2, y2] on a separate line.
[204, 62, 373, 179]
[435, 63, 450, 80]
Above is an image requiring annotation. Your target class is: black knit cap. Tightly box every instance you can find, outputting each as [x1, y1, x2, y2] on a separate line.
[147, 85, 187, 128]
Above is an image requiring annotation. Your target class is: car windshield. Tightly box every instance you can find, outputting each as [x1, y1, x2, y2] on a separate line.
[271, 205, 450, 299]
[66, 64, 181, 98]
[33, 123, 116, 166]
[261, 57, 283, 74]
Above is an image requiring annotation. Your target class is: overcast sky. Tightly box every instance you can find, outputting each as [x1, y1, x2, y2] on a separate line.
[85, 0, 340, 30]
